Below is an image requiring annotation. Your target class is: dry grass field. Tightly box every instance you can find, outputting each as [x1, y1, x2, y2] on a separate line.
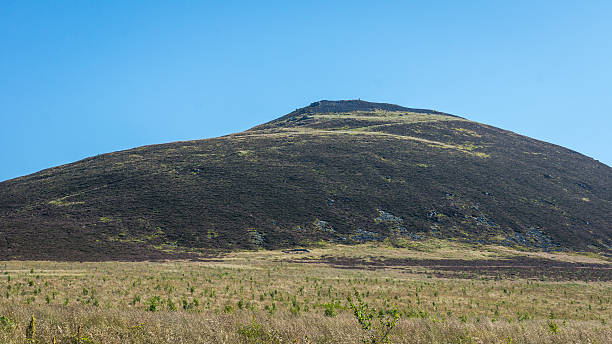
[1, 240, 610, 343]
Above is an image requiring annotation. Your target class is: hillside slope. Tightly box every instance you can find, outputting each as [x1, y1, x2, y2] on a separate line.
[1, 100, 610, 260]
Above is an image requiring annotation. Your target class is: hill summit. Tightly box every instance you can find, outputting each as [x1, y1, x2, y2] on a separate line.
[288, 99, 445, 114]
[1, 100, 610, 260]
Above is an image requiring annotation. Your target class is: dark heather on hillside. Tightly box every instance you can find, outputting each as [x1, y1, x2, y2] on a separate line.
[0, 100, 610, 261]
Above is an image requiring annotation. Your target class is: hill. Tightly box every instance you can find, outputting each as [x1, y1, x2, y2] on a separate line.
[1, 100, 610, 260]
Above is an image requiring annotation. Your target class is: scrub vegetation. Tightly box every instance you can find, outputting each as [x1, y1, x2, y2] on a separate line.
[1, 241, 610, 343]
[1, 100, 610, 261]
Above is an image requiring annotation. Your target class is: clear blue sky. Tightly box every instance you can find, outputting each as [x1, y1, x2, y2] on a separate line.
[1, 1, 611, 182]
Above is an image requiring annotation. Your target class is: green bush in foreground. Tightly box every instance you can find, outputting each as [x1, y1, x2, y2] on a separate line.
[349, 291, 400, 344]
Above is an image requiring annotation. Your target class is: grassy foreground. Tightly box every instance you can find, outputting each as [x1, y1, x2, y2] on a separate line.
[1, 240, 610, 343]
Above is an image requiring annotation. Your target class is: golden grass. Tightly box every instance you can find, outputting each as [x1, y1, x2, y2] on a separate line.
[47, 200, 85, 207]
[1, 306, 609, 344]
[311, 110, 462, 124]
[0, 243, 610, 343]
[233, 128, 490, 158]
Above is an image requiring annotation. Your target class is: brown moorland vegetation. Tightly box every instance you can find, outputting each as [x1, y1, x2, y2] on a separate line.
[1, 100, 611, 261]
